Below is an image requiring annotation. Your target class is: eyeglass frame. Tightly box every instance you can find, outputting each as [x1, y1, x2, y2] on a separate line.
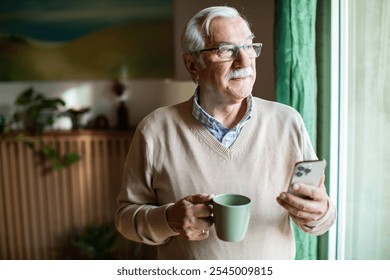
[197, 43, 263, 60]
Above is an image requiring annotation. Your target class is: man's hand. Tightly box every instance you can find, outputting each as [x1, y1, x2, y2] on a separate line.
[166, 194, 214, 241]
[276, 176, 329, 225]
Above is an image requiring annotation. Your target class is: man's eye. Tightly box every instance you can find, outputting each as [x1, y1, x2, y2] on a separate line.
[219, 47, 235, 56]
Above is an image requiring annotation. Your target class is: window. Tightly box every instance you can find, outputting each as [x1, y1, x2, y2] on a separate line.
[328, 0, 390, 260]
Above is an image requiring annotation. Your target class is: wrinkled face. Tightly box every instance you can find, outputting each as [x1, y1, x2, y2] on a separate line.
[198, 16, 257, 104]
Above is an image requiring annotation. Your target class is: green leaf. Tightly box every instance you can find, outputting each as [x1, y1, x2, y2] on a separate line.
[12, 113, 21, 122]
[15, 87, 34, 105]
[54, 161, 64, 170]
[63, 153, 80, 166]
[42, 145, 59, 159]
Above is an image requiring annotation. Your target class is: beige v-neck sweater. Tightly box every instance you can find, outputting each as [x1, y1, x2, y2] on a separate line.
[116, 97, 336, 259]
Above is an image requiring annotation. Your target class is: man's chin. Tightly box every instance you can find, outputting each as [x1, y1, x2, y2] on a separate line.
[226, 85, 253, 99]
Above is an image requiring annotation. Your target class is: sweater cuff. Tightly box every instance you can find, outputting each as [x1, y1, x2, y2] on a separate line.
[301, 198, 336, 234]
[148, 203, 180, 241]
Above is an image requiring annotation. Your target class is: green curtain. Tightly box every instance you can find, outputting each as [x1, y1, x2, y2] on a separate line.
[275, 0, 318, 259]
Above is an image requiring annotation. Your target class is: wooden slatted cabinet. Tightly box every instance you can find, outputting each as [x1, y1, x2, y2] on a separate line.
[0, 130, 154, 259]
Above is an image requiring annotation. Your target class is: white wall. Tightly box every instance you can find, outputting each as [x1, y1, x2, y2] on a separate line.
[0, 79, 196, 129]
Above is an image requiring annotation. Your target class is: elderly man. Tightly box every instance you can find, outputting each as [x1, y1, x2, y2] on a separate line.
[116, 6, 336, 259]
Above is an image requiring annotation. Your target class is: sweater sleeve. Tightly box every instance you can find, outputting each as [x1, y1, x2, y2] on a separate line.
[292, 114, 337, 235]
[115, 127, 179, 245]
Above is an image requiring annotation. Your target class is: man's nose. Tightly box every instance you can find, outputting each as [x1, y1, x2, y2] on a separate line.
[234, 48, 252, 67]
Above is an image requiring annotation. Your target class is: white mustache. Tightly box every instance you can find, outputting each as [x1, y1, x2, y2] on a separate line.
[225, 67, 253, 80]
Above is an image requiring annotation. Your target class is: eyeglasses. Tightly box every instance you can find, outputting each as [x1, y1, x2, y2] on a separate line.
[198, 43, 262, 61]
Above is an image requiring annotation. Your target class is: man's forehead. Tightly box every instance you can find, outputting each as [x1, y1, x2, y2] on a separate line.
[207, 17, 253, 43]
[207, 33, 255, 47]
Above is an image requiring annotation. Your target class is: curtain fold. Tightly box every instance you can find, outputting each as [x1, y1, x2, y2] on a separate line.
[275, 0, 318, 259]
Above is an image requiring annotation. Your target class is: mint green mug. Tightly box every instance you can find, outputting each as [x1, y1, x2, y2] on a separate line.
[212, 194, 252, 242]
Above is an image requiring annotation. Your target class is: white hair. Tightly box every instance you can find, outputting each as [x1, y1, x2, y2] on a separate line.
[181, 6, 252, 55]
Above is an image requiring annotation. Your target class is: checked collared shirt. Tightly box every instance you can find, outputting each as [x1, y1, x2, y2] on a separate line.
[192, 89, 253, 148]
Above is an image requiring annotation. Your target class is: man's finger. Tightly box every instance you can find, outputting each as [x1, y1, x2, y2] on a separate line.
[185, 193, 214, 204]
[192, 203, 213, 218]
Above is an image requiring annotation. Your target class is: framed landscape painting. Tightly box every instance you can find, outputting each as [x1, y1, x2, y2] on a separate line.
[0, 0, 173, 80]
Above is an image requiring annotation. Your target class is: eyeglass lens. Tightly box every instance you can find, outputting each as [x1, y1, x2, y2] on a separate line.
[219, 44, 262, 60]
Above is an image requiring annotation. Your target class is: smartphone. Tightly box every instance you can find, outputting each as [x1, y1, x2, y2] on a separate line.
[288, 159, 327, 198]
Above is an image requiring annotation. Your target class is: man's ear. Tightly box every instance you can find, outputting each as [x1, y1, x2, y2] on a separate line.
[182, 54, 200, 82]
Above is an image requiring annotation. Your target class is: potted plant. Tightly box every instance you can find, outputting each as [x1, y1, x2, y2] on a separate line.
[12, 87, 66, 135]
[70, 224, 118, 260]
[1, 87, 80, 170]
